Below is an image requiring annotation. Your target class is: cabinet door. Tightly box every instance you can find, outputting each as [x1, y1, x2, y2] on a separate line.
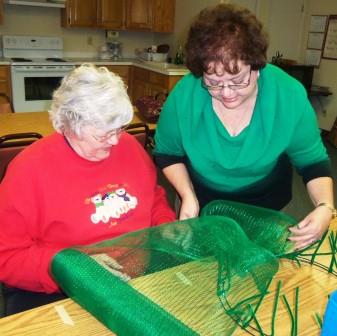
[147, 83, 168, 97]
[0, 0, 3, 25]
[152, 0, 175, 33]
[132, 67, 150, 102]
[62, 0, 97, 28]
[97, 0, 126, 29]
[0, 65, 12, 102]
[126, 0, 152, 30]
[132, 79, 150, 102]
[104, 65, 131, 95]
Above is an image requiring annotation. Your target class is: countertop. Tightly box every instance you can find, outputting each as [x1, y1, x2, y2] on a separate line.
[66, 58, 189, 76]
[0, 57, 189, 76]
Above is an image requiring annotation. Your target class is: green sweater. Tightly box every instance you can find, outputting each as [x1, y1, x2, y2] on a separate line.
[154, 64, 331, 209]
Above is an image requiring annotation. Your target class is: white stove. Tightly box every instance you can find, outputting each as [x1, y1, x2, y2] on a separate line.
[3, 35, 75, 112]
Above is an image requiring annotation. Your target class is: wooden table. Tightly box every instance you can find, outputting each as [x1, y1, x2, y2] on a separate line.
[0, 111, 156, 137]
[1, 218, 336, 336]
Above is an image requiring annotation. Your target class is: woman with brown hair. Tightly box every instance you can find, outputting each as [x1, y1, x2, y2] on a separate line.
[153, 3, 335, 250]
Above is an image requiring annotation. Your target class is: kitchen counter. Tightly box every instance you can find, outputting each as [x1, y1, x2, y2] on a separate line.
[64, 58, 189, 76]
[0, 58, 11, 65]
[0, 57, 189, 76]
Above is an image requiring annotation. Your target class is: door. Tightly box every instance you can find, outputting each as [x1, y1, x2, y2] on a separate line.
[97, 0, 126, 29]
[266, 0, 305, 61]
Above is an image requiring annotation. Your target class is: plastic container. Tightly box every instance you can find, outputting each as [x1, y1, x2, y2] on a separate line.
[152, 53, 168, 62]
[140, 52, 167, 62]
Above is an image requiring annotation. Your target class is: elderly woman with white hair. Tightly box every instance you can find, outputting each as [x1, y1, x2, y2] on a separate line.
[0, 63, 176, 315]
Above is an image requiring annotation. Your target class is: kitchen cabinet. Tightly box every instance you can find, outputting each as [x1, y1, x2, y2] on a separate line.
[62, 0, 175, 32]
[0, 0, 3, 25]
[103, 65, 131, 95]
[151, 0, 175, 33]
[97, 0, 125, 29]
[61, 0, 97, 28]
[62, 0, 123, 29]
[126, 0, 175, 32]
[0, 65, 12, 104]
[125, 0, 152, 30]
[131, 66, 182, 103]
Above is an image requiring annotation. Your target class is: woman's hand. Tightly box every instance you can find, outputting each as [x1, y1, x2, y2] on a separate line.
[179, 193, 200, 220]
[288, 206, 332, 250]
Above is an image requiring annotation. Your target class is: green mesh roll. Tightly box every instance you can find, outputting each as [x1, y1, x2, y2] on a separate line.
[51, 200, 299, 335]
[52, 249, 195, 336]
[201, 200, 297, 257]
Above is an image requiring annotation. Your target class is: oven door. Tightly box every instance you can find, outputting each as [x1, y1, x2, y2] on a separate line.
[11, 65, 75, 113]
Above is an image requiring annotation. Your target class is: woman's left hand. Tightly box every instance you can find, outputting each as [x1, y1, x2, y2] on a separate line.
[288, 206, 332, 250]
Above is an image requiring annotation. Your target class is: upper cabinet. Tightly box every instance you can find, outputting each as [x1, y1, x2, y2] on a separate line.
[152, 0, 175, 33]
[62, 0, 175, 33]
[0, 0, 3, 25]
[61, 0, 97, 27]
[97, 0, 125, 29]
[126, 0, 152, 30]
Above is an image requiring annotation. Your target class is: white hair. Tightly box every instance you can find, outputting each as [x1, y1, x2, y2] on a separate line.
[49, 63, 133, 136]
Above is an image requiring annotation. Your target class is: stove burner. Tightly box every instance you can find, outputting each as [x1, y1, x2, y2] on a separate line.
[11, 57, 32, 62]
[46, 57, 66, 62]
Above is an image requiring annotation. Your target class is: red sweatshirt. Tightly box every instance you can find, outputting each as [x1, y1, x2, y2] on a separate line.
[0, 132, 176, 293]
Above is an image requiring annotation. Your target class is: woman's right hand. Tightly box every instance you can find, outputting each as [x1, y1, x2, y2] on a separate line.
[179, 193, 199, 220]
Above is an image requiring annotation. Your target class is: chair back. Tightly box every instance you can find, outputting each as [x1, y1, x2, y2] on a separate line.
[0, 93, 14, 114]
[0, 133, 43, 181]
[126, 122, 150, 149]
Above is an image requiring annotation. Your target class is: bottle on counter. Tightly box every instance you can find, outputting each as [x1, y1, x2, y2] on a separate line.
[174, 45, 184, 65]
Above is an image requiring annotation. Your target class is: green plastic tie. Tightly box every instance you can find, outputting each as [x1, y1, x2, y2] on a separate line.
[271, 280, 282, 336]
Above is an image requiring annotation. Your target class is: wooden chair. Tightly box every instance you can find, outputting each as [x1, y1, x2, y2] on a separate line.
[126, 122, 150, 149]
[0, 133, 43, 181]
[0, 93, 14, 114]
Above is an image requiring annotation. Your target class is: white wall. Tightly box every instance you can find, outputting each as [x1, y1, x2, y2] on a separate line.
[301, 0, 337, 130]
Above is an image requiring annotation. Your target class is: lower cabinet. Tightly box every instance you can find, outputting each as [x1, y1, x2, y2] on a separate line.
[132, 66, 182, 103]
[0, 65, 12, 104]
[103, 65, 131, 96]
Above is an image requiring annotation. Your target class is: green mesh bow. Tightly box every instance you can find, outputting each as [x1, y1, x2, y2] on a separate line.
[52, 200, 301, 335]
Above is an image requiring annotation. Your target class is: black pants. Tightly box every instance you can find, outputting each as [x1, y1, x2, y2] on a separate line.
[2, 285, 67, 316]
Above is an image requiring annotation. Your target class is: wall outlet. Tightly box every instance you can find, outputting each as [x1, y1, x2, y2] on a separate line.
[106, 30, 119, 39]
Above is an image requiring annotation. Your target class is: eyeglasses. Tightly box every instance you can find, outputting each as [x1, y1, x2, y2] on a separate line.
[202, 69, 252, 92]
[91, 124, 129, 143]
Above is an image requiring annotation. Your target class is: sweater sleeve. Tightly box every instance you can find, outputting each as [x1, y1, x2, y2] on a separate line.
[0, 160, 61, 293]
[151, 184, 176, 226]
[131, 137, 176, 226]
[153, 84, 185, 158]
[285, 87, 332, 182]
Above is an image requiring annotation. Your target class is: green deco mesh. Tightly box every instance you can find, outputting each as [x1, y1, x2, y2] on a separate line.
[51, 200, 300, 336]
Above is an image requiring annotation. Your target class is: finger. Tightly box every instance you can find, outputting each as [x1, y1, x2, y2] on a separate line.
[289, 218, 311, 231]
[179, 212, 197, 220]
[289, 224, 313, 235]
[294, 239, 316, 251]
[288, 233, 313, 242]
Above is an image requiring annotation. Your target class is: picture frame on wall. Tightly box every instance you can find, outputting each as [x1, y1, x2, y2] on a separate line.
[305, 49, 322, 67]
[309, 15, 328, 33]
[323, 15, 337, 60]
[307, 32, 325, 50]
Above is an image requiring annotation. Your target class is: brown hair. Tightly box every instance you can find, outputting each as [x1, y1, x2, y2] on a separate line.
[185, 4, 268, 77]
